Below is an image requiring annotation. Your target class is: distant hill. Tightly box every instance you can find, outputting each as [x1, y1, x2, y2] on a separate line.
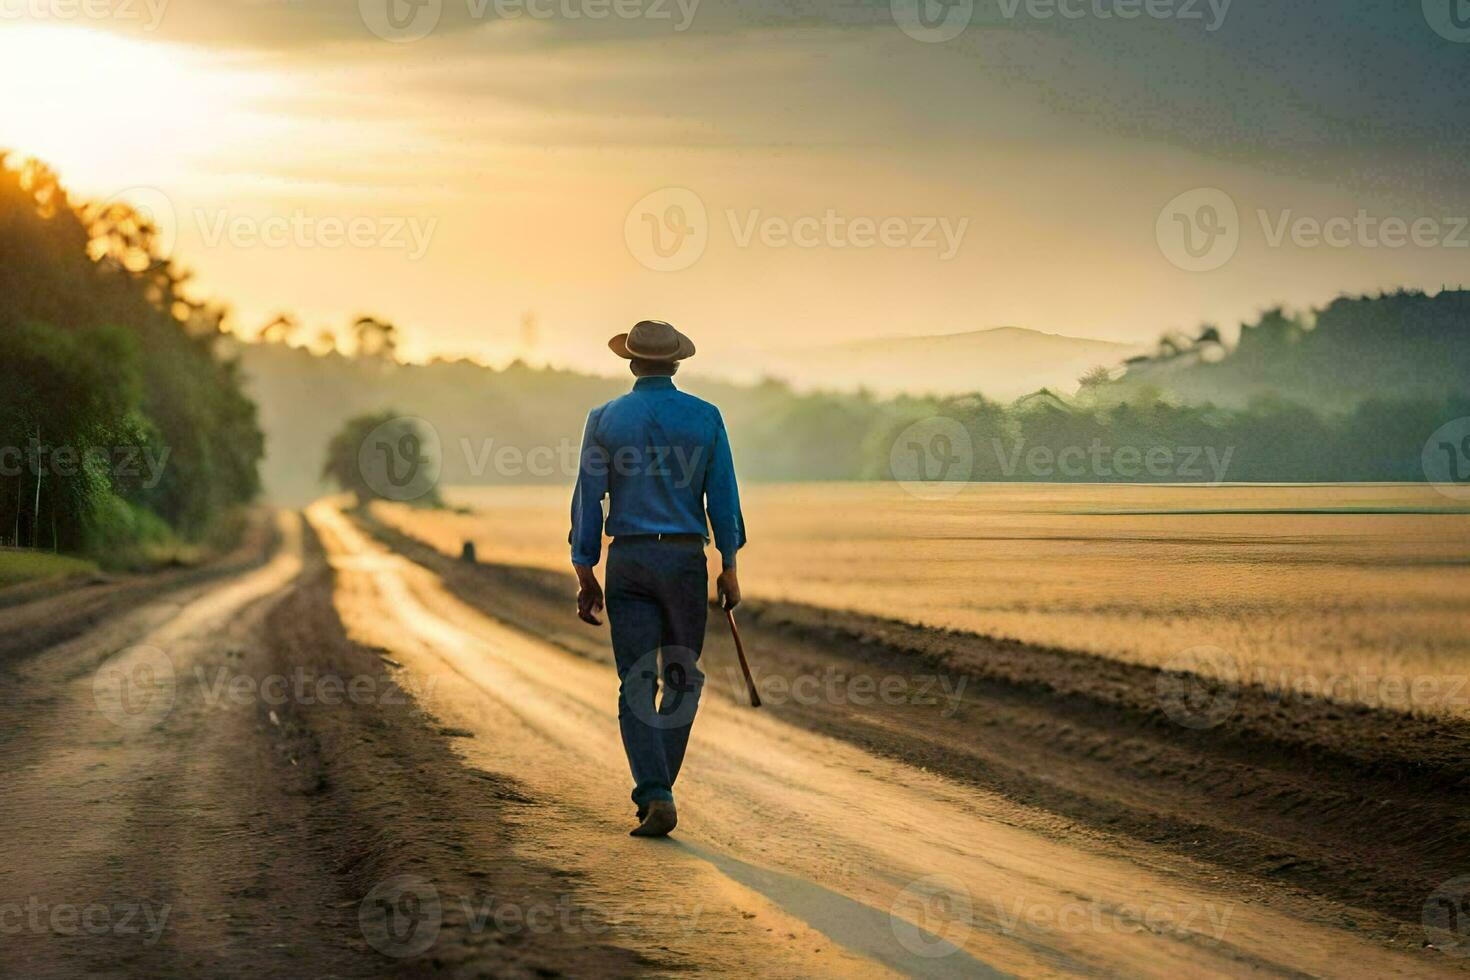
[718, 327, 1142, 399]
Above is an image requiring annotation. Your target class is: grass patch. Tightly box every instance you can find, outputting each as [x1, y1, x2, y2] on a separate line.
[0, 549, 99, 588]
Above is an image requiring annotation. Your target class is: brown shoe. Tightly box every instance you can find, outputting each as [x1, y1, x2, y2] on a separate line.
[629, 799, 677, 837]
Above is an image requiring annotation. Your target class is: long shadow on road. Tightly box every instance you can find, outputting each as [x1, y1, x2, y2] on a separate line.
[673, 839, 1011, 980]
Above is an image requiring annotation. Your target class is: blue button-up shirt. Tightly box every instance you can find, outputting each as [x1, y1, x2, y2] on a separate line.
[570, 376, 746, 569]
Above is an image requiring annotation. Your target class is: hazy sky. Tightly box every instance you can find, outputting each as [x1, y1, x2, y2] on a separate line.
[2, 1, 1467, 375]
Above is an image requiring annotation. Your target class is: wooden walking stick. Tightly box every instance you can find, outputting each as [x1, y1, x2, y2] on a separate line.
[724, 607, 762, 708]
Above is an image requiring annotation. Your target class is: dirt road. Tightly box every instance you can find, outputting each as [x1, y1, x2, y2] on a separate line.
[0, 512, 638, 979]
[308, 500, 1467, 978]
[2, 501, 1465, 978]
[0, 513, 371, 978]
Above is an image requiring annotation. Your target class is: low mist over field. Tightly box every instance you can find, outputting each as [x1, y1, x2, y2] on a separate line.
[237, 289, 1470, 503]
[714, 327, 1143, 399]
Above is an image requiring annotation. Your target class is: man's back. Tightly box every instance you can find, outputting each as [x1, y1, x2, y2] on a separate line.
[570, 375, 744, 569]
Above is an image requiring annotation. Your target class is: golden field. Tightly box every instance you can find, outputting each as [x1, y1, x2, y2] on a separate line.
[374, 483, 1470, 718]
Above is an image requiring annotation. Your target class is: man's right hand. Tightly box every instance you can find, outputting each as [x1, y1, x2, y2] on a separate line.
[717, 568, 741, 610]
[574, 564, 604, 625]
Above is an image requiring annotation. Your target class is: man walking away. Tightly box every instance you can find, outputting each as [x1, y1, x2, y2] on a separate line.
[569, 319, 746, 838]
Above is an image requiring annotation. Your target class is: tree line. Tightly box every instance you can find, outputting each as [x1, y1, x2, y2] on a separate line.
[0, 156, 262, 562]
[241, 289, 1470, 499]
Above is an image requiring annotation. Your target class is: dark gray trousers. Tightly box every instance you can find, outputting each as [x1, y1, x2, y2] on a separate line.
[604, 536, 708, 807]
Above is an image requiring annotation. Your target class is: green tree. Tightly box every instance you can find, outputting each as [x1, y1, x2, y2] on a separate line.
[322, 411, 443, 507]
[0, 154, 262, 559]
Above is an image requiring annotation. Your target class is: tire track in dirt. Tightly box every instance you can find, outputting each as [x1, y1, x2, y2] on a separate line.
[0, 513, 378, 978]
[358, 507, 1470, 944]
[315, 500, 1463, 979]
[0, 509, 656, 978]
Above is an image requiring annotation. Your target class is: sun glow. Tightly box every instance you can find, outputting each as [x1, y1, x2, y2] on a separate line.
[0, 24, 278, 195]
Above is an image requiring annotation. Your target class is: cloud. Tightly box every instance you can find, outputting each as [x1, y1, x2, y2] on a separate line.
[102, 0, 1459, 201]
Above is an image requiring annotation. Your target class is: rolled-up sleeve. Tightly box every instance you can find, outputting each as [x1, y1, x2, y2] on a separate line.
[704, 412, 746, 569]
[569, 408, 609, 567]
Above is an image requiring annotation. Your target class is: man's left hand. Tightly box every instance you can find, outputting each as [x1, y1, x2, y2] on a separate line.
[717, 568, 741, 610]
